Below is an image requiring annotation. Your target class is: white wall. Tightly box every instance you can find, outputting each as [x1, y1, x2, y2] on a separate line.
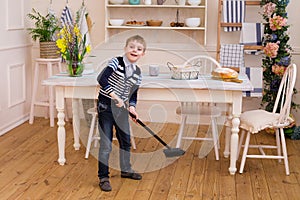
[0, 0, 32, 135]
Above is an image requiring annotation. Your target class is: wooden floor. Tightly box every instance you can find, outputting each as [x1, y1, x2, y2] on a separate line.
[1, 118, 300, 200]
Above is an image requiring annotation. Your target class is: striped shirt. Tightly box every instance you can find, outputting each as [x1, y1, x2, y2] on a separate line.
[97, 56, 142, 107]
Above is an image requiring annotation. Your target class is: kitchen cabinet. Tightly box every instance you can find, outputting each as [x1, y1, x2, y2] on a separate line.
[105, 0, 207, 45]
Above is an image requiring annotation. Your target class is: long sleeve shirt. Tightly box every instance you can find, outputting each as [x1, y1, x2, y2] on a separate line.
[97, 56, 142, 107]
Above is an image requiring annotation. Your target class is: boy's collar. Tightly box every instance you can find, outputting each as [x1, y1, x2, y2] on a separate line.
[123, 55, 136, 66]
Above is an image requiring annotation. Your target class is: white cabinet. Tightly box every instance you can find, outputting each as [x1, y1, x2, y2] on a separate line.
[105, 0, 207, 45]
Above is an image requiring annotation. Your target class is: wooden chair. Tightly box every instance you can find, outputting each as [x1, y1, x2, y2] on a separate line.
[175, 55, 223, 160]
[238, 64, 297, 175]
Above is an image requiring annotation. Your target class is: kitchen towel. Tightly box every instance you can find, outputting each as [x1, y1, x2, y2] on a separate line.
[61, 6, 73, 26]
[240, 23, 264, 55]
[223, 0, 245, 32]
[240, 23, 263, 45]
[243, 66, 263, 97]
[220, 44, 244, 68]
[78, 5, 92, 47]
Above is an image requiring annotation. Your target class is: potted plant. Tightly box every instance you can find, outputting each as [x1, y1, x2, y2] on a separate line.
[27, 8, 60, 58]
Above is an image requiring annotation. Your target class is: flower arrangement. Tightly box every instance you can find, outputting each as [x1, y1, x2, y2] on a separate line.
[56, 23, 91, 76]
[260, 0, 296, 111]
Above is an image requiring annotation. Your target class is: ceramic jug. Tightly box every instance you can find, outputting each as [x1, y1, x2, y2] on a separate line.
[157, 0, 166, 5]
[129, 0, 140, 5]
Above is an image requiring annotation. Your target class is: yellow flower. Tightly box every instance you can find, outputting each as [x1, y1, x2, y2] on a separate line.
[56, 23, 91, 63]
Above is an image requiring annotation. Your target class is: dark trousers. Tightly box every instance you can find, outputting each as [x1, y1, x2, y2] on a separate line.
[97, 102, 132, 179]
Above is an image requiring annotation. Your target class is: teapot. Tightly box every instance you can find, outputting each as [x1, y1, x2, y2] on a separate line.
[157, 0, 166, 5]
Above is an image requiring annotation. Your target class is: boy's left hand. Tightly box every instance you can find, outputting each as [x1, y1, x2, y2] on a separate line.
[128, 106, 138, 122]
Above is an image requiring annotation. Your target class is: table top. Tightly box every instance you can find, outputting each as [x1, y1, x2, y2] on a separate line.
[43, 72, 254, 92]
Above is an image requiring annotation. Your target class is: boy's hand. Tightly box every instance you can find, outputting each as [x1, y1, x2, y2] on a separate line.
[110, 92, 124, 108]
[114, 97, 124, 108]
[128, 106, 138, 122]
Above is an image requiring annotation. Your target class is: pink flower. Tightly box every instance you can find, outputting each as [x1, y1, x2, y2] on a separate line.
[264, 42, 279, 58]
[269, 15, 287, 31]
[272, 64, 286, 76]
[262, 2, 276, 17]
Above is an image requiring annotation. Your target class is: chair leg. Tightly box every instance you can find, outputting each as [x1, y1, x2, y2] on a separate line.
[94, 126, 100, 148]
[237, 129, 246, 158]
[275, 129, 282, 162]
[130, 126, 137, 150]
[211, 117, 219, 160]
[239, 131, 251, 174]
[85, 113, 97, 159]
[176, 115, 187, 148]
[280, 128, 290, 175]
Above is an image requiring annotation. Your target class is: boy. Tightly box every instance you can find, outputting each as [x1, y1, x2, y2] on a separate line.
[96, 35, 146, 192]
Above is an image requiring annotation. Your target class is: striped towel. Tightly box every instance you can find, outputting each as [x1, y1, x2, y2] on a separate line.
[61, 6, 73, 27]
[220, 44, 244, 68]
[243, 67, 263, 97]
[240, 23, 264, 55]
[240, 23, 263, 45]
[223, 0, 245, 32]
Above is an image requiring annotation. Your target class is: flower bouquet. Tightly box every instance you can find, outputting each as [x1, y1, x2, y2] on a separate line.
[56, 23, 91, 77]
[260, 0, 296, 111]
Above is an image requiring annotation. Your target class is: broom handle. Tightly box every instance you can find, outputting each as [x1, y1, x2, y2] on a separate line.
[127, 111, 170, 149]
[113, 99, 171, 149]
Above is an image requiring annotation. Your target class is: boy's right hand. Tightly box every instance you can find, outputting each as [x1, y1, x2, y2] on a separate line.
[114, 97, 124, 108]
[110, 92, 124, 108]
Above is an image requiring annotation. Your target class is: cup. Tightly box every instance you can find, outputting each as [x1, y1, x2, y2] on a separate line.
[149, 65, 159, 76]
[144, 0, 152, 5]
[177, 0, 186, 5]
[157, 0, 166, 5]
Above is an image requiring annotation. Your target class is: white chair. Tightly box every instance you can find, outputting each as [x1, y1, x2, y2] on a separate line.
[175, 55, 223, 160]
[85, 59, 136, 159]
[238, 64, 297, 175]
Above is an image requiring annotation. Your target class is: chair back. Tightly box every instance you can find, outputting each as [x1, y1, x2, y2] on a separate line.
[95, 58, 111, 73]
[272, 64, 297, 125]
[184, 55, 222, 75]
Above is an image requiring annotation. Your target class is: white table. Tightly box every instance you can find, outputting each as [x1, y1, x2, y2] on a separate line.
[43, 73, 253, 175]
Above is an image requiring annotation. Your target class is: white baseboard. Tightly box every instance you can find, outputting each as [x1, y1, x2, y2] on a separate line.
[0, 115, 29, 136]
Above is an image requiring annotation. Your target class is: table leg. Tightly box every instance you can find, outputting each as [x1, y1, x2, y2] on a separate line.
[224, 126, 231, 158]
[223, 105, 232, 158]
[229, 116, 240, 175]
[72, 98, 81, 150]
[56, 87, 66, 165]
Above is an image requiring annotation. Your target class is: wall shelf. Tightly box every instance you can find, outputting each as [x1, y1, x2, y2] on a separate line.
[105, 0, 208, 45]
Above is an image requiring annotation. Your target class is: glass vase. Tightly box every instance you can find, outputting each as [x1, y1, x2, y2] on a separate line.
[67, 60, 84, 77]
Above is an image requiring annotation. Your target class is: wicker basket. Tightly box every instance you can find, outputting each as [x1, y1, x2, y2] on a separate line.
[167, 62, 199, 80]
[39, 41, 60, 59]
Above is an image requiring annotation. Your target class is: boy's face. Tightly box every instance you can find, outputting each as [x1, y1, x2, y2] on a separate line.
[124, 40, 145, 63]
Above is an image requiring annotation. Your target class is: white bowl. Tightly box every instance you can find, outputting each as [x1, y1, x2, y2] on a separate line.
[187, 0, 201, 6]
[185, 18, 201, 27]
[109, 0, 125, 4]
[109, 19, 124, 26]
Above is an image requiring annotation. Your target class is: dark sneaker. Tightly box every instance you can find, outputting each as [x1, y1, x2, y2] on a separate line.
[99, 177, 112, 192]
[121, 171, 142, 180]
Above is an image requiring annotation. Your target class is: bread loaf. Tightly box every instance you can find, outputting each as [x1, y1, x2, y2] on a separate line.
[211, 68, 239, 79]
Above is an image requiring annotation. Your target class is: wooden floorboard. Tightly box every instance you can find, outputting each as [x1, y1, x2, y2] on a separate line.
[1, 118, 300, 199]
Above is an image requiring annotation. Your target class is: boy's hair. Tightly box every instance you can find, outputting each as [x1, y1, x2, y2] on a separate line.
[125, 35, 147, 52]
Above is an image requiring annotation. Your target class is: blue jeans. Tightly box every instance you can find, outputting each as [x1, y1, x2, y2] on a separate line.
[97, 102, 132, 179]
